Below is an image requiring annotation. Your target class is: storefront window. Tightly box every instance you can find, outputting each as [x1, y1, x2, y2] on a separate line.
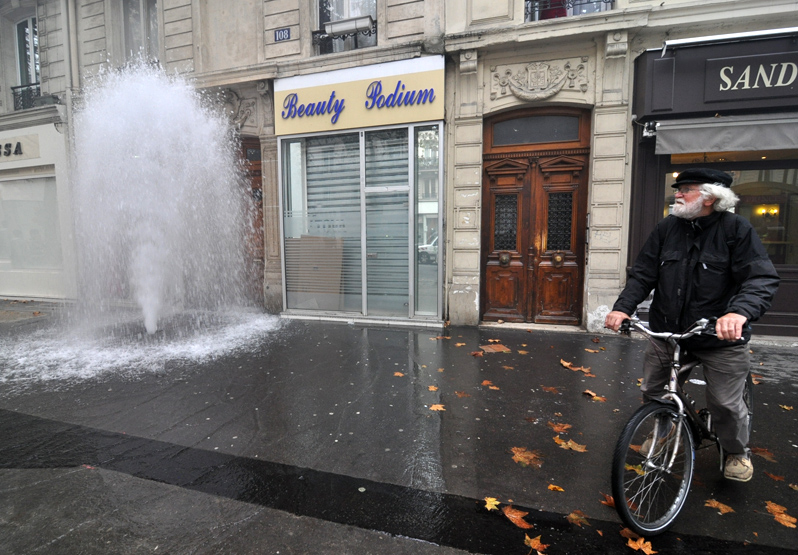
[0, 177, 63, 269]
[415, 126, 439, 315]
[281, 123, 442, 319]
[663, 168, 798, 264]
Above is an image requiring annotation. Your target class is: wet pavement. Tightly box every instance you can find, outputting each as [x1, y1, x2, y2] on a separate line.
[1, 302, 797, 554]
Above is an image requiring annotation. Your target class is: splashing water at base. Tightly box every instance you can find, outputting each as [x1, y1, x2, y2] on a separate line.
[0, 310, 281, 392]
[73, 64, 253, 333]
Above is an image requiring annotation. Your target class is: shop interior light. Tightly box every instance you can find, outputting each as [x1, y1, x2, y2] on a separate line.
[324, 16, 374, 37]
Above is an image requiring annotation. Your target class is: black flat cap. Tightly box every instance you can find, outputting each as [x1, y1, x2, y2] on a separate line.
[673, 168, 733, 188]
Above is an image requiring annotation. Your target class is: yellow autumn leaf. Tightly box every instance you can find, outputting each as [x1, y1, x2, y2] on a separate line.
[626, 463, 645, 476]
[429, 404, 445, 411]
[394, 372, 404, 377]
[455, 342, 466, 347]
[566, 510, 590, 527]
[705, 499, 735, 514]
[518, 350, 529, 354]
[428, 385, 438, 391]
[584, 348, 600, 353]
[627, 537, 658, 554]
[502, 505, 534, 529]
[766, 501, 797, 528]
[547, 421, 572, 434]
[780, 405, 794, 410]
[599, 492, 615, 507]
[484, 497, 500, 511]
[511, 447, 544, 468]
[524, 534, 549, 553]
[548, 484, 564, 492]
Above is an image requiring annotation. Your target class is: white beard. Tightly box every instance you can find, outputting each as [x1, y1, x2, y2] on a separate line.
[672, 196, 705, 220]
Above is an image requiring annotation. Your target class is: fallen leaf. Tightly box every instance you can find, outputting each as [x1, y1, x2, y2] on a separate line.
[484, 497, 500, 511]
[561, 359, 592, 374]
[626, 463, 645, 476]
[541, 386, 560, 394]
[619, 528, 641, 540]
[705, 499, 735, 514]
[779, 405, 793, 411]
[455, 342, 466, 347]
[502, 505, 534, 529]
[394, 372, 405, 377]
[547, 421, 572, 434]
[764, 471, 785, 481]
[488, 338, 501, 343]
[599, 492, 615, 507]
[470, 351, 484, 357]
[430, 336, 451, 341]
[428, 385, 438, 391]
[481, 344, 511, 353]
[751, 447, 777, 463]
[438, 368, 444, 372]
[766, 501, 797, 528]
[597, 530, 603, 536]
[582, 390, 607, 402]
[511, 447, 544, 468]
[455, 391, 471, 398]
[482, 380, 493, 386]
[566, 510, 590, 527]
[548, 484, 564, 492]
[502, 365, 514, 370]
[627, 537, 658, 554]
[584, 348, 600, 353]
[592, 337, 601, 343]
[554, 436, 587, 452]
[524, 534, 549, 553]
[790, 484, 798, 491]
[32, 311, 41, 316]
[429, 404, 445, 411]
[518, 350, 529, 354]
[489, 385, 500, 390]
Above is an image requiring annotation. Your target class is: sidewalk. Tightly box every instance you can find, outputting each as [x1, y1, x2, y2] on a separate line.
[1, 304, 796, 554]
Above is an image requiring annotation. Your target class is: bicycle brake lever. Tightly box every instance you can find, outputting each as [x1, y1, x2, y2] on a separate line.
[619, 319, 632, 335]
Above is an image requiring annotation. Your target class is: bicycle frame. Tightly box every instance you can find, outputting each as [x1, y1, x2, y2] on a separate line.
[623, 318, 717, 456]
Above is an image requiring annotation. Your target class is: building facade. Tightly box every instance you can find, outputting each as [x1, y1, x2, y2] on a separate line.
[1, 0, 795, 335]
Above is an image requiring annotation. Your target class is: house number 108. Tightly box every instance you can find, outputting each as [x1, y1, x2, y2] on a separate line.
[274, 28, 290, 42]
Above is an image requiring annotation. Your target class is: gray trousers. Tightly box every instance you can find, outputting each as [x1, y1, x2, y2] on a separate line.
[641, 340, 751, 454]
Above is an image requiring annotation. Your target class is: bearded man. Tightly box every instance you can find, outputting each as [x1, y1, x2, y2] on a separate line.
[605, 168, 779, 482]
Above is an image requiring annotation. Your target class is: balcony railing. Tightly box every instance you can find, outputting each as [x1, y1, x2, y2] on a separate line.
[12, 83, 41, 110]
[312, 15, 377, 55]
[525, 0, 613, 21]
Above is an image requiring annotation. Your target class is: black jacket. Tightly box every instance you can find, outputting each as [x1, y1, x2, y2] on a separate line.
[613, 211, 780, 348]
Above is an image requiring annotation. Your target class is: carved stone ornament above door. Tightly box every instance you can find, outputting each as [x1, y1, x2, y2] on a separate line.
[490, 57, 589, 103]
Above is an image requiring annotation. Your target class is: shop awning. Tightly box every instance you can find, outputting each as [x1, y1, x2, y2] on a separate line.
[655, 113, 798, 154]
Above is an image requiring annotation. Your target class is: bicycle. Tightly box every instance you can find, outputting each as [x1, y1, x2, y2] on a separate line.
[610, 316, 754, 536]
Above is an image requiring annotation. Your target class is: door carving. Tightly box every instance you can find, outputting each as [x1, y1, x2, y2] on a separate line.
[481, 108, 589, 325]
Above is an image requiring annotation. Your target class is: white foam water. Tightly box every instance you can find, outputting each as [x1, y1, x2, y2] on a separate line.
[0, 311, 281, 389]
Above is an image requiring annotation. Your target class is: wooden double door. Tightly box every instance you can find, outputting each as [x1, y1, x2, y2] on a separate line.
[480, 109, 589, 325]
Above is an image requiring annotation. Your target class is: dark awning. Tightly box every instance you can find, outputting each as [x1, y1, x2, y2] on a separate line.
[655, 113, 798, 154]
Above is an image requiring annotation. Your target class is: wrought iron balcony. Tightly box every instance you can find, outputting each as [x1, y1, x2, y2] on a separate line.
[12, 83, 41, 110]
[525, 0, 613, 21]
[312, 15, 377, 55]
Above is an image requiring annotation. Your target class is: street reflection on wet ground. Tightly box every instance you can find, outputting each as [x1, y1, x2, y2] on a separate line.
[1, 316, 796, 554]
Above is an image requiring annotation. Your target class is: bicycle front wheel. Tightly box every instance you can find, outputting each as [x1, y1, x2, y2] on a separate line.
[611, 403, 694, 536]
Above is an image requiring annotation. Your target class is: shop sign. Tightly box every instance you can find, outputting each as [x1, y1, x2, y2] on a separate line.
[274, 56, 444, 135]
[0, 134, 39, 163]
[706, 52, 798, 102]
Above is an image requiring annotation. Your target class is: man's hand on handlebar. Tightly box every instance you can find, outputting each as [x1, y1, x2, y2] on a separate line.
[715, 312, 747, 341]
[605, 310, 631, 332]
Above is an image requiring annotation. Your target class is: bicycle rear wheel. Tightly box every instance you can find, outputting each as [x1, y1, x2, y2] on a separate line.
[611, 403, 694, 536]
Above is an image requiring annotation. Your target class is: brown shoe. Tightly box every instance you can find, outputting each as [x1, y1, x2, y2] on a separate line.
[724, 452, 753, 482]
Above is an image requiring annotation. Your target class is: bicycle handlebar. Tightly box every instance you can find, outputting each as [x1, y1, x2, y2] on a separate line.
[619, 316, 717, 344]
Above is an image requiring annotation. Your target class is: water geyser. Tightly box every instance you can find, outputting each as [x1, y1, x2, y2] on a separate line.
[73, 65, 253, 334]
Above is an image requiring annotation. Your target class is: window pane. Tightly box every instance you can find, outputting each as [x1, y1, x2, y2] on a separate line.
[494, 194, 518, 251]
[16, 18, 40, 86]
[493, 116, 579, 146]
[283, 135, 362, 311]
[547, 192, 573, 251]
[124, 0, 143, 58]
[415, 126, 439, 315]
[0, 177, 63, 269]
[366, 190, 408, 316]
